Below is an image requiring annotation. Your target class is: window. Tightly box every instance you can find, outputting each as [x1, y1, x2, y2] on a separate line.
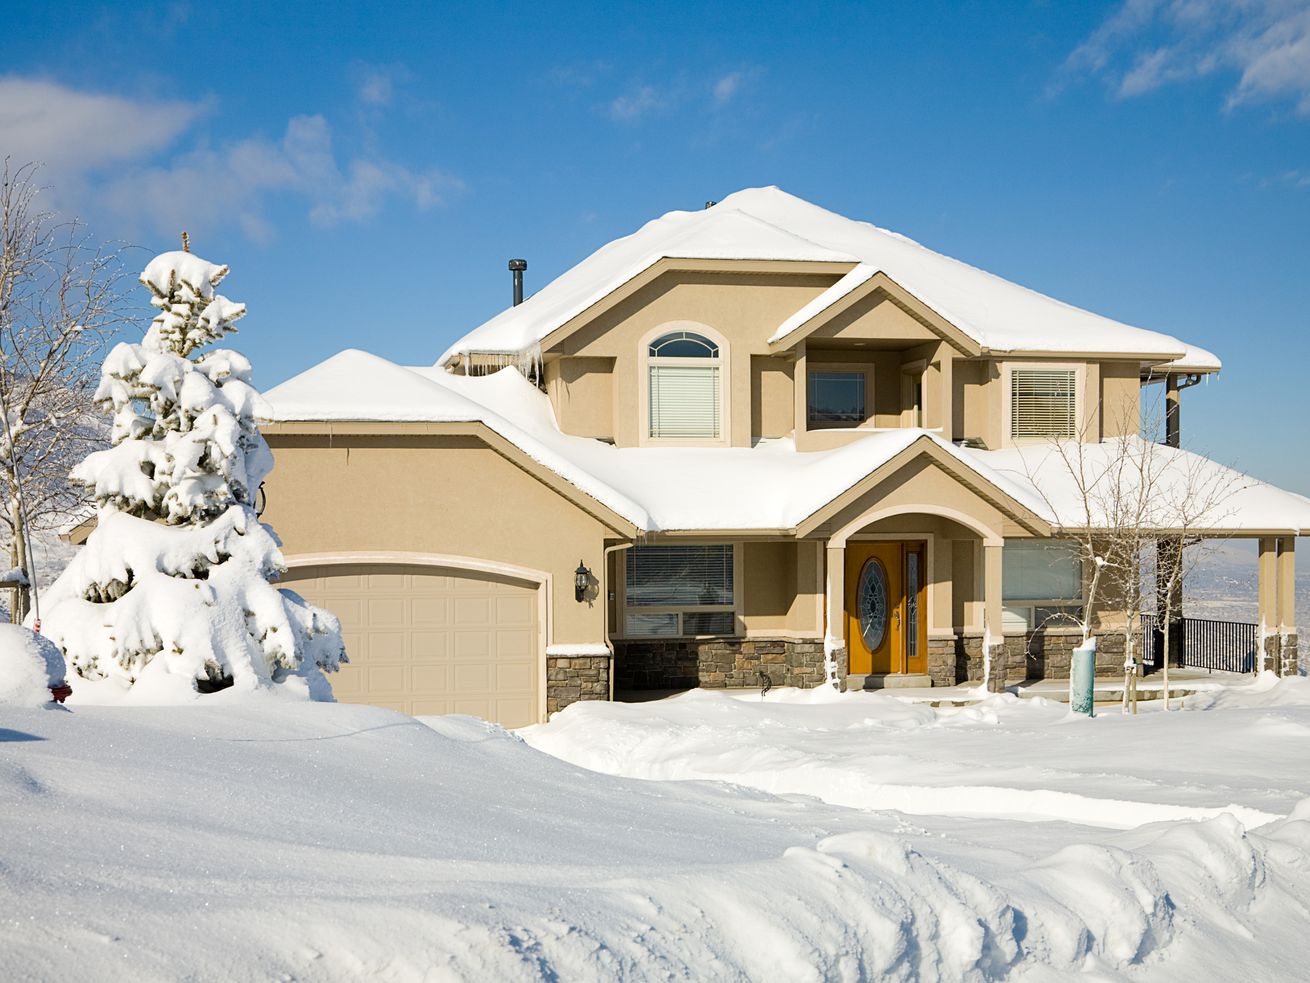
[1003, 540, 1083, 631]
[808, 371, 866, 427]
[648, 331, 721, 439]
[624, 544, 735, 637]
[1010, 369, 1077, 439]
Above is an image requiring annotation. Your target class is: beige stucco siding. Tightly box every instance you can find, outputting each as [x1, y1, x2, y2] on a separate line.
[742, 541, 796, 633]
[551, 269, 840, 447]
[545, 356, 616, 440]
[1100, 361, 1141, 437]
[262, 433, 615, 645]
[751, 356, 795, 441]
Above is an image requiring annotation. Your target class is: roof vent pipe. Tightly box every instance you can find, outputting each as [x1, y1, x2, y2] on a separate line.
[508, 258, 527, 306]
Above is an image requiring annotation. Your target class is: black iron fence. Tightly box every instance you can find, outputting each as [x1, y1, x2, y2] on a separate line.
[1141, 615, 1259, 674]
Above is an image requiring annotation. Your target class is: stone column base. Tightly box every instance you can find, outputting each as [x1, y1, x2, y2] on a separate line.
[546, 654, 611, 715]
[1279, 632, 1299, 677]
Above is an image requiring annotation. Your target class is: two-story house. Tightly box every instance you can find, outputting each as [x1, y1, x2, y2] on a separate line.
[261, 187, 1308, 726]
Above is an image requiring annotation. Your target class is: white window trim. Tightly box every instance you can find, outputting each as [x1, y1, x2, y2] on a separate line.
[638, 321, 731, 447]
[1000, 360, 1086, 448]
[615, 542, 743, 639]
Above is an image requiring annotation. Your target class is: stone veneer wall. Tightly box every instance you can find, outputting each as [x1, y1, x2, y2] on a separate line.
[1264, 631, 1300, 676]
[614, 638, 830, 691]
[546, 654, 610, 715]
[957, 630, 1134, 688]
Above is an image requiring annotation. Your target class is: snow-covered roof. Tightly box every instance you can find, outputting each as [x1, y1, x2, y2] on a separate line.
[263, 353, 1307, 535]
[438, 187, 1218, 370]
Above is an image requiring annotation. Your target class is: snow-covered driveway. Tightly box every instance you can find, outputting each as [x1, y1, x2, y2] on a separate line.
[3, 678, 1310, 980]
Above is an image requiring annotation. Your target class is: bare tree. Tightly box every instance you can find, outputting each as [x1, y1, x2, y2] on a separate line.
[1151, 453, 1237, 710]
[0, 160, 129, 619]
[1021, 388, 1235, 709]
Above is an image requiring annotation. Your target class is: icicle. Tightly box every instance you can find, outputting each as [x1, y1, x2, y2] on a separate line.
[517, 343, 543, 386]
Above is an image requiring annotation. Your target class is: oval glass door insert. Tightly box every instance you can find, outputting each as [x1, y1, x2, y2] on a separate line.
[858, 559, 889, 652]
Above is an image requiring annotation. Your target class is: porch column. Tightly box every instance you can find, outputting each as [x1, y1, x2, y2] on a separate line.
[825, 543, 846, 681]
[1258, 537, 1280, 674]
[983, 542, 1007, 692]
[1278, 537, 1298, 675]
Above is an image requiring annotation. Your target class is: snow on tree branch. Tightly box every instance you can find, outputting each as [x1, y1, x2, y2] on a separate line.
[38, 241, 345, 701]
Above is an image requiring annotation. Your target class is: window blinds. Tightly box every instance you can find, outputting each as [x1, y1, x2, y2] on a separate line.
[625, 545, 734, 607]
[649, 365, 720, 438]
[1010, 369, 1076, 439]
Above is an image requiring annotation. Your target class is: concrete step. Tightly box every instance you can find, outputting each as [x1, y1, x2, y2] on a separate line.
[850, 673, 934, 690]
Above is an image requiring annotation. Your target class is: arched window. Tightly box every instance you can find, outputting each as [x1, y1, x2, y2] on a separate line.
[646, 330, 722, 439]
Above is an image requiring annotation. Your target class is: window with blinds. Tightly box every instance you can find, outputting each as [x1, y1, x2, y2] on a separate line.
[624, 544, 736, 637]
[646, 330, 722, 440]
[1010, 369, 1077, 439]
[649, 365, 720, 438]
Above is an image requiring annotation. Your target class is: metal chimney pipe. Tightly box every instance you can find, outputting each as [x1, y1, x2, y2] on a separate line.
[508, 258, 527, 306]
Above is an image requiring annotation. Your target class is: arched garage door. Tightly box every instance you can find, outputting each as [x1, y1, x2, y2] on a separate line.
[279, 563, 540, 726]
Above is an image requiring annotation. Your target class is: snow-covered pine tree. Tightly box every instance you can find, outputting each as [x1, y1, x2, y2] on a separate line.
[38, 248, 345, 699]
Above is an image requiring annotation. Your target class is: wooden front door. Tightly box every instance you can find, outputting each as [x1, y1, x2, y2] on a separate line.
[845, 542, 928, 676]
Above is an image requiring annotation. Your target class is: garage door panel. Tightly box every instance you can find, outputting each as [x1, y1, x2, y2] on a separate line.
[494, 699, 535, 729]
[452, 631, 489, 659]
[494, 629, 534, 659]
[411, 665, 451, 691]
[368, 632, 406, 660]
[410, 632, 448, 661]
[496, 663, 534, 691]
[411, 597, 451, 626]
[453, 663, 491, 692]
[452, 597, 491, 624]
[278, 562, 539, 726]
[367, 598, 406, 627]
[495, 595, 535, 625]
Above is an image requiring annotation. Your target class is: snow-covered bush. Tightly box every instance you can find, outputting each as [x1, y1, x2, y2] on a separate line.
[0, 623, 65, 706]
[36, 250, 344, 701]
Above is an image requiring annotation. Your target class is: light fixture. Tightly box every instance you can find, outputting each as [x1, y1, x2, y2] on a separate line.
[574, 561, 591, 602]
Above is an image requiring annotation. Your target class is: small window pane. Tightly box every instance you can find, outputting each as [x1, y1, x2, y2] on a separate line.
[626, 545, 734, 607]
[1003, 541, 1082, 602]
[649, 332, 719, 358]
[1011, 369, 1076, 439]
[808, 372, 865, 426]
[625, 612, 679, 636]
[683, 611, 735, 636]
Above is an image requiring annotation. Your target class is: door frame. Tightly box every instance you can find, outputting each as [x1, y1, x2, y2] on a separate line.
[281, 550, 553, 723]
[844, 534, 932, 675]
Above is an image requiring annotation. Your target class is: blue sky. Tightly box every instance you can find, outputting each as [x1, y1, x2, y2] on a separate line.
[2, 0, 1308, 494]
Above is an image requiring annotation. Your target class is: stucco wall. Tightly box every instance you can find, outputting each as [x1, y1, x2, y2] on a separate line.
[261, 432, 617, 645]
[545, 356, 615, 440]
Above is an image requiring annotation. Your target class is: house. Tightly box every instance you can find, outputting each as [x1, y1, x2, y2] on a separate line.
[261, 187, 1308, 726]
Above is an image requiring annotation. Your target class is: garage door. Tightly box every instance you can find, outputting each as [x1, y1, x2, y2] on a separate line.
[279, 563, 540, 726]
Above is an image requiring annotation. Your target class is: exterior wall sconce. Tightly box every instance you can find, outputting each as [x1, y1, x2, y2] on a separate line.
[574, 561, 591, 602]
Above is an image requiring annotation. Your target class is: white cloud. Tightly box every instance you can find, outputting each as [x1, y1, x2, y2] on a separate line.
[608, 85, 664, 121]
[0, 76, 460, 243]
[0, 76, 204, 175]
[713, 72, 745, 104]
[1060, 1, 1310, 114]
[105, 114, 461, 241]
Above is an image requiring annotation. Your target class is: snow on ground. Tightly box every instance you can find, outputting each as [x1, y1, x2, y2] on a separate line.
[5, 681, 1310, 980]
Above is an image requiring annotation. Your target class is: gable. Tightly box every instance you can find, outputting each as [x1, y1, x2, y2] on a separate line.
[542, 260, 850, 358]
[796, 439, 1051, 540]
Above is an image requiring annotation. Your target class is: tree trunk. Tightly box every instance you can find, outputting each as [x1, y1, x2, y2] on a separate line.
[10, 508, 29, 624]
